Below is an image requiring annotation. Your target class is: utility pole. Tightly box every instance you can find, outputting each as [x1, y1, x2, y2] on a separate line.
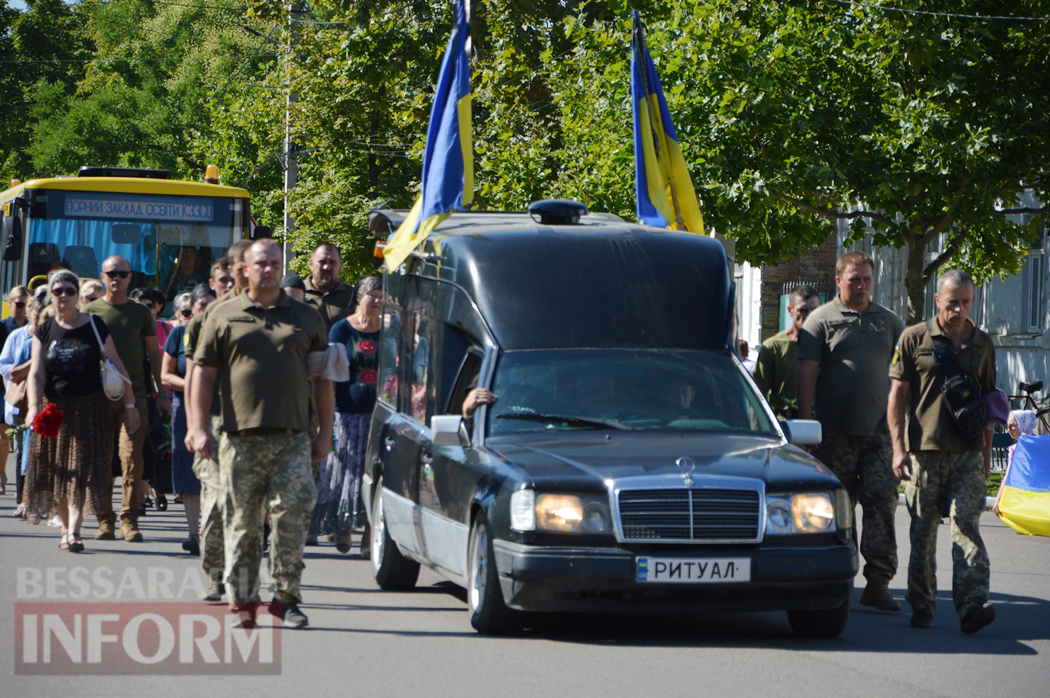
[283, 4, 301, 270]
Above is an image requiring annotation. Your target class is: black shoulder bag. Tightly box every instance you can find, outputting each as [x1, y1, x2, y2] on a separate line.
[928, 321, 987, 439]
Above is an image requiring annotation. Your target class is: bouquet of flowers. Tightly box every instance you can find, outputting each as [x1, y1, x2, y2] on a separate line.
[33, 403, 64, 438]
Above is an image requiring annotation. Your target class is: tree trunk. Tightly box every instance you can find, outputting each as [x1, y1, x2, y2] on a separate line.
[903, 236, 928, 325]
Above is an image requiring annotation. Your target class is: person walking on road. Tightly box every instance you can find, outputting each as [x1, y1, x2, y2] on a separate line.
[304, 243, 355, 331]
[84, 256, 170, 542]
[797, 251, 905, 613]
[753, 285, 820, 419]
[23, 271, 138, 553]
[188, 239, 333, 629]
[888, 269, 997, 633]
[313, 275, 382, 555]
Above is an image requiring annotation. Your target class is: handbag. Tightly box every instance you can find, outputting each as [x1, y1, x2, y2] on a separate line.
[928, 321, 987, 439]
[4, 377, 28, 415]
[89, 316, 131, 402]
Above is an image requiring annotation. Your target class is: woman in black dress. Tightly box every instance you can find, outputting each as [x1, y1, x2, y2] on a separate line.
[24, 271, 139, 552]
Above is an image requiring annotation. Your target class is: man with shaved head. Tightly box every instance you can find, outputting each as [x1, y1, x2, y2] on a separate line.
[84, 256, 167, 542]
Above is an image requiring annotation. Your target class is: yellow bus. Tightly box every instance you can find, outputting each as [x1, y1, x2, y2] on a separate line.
[0, 165, 256, 310]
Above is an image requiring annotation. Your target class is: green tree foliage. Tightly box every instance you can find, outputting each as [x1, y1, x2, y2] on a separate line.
[4, 0, 1047, 304]
[673, 1, 1050, 321]
[0, 0, 93, 179]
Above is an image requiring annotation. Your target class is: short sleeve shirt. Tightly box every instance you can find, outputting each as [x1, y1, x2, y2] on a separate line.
[797, 297, 905, 437]
[888, 318, 996, 453]
[83, 298, 155, 396]
[194, 290, 327, 433]
[753, 332, 800, 418]
[38, 316, 109, 400]
[163, 325, 188, 392]
[329, 319, 380, 414]
[183, 311, 220, 416]
[303, 278, 355, 331]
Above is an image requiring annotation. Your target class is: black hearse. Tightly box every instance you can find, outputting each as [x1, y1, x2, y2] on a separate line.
[363, 201, 857, 636]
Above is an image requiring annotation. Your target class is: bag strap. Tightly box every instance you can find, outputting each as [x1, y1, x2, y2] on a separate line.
[88, 315, 109, 361]
[927, 320, 973, 384]
[89, 316, 132, 385]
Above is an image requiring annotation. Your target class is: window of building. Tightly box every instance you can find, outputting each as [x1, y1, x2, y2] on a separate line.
[1021, 222, 1046, 333]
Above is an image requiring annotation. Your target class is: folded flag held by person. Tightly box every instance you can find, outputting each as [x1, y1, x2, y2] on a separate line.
[998, 434, 1050, 537]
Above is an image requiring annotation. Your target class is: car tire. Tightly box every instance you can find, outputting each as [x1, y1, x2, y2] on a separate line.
[371, 476, 420, 591]
[787, 596, 851, 639]
[467, 512, 521, 634]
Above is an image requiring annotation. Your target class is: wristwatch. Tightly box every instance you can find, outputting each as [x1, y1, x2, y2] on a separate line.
[125, 402, 138, 409]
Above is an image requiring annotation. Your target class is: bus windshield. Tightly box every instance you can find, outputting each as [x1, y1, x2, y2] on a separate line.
[25, 189, 246, 304]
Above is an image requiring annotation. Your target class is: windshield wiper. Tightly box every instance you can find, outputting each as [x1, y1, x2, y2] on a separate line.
[495, 413, 628, 430]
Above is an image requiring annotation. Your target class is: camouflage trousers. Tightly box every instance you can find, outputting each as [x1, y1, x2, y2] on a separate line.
[904, 450, 989, 616]
[192, 416, 226, 583]
[814, 433, 899, 584]
[221, 430, 316, 605]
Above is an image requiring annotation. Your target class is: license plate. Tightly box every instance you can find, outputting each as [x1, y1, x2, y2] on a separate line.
[636, 557, 750, 583]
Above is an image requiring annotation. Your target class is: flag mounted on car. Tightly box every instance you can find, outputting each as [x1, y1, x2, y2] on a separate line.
[631, 11, 704, 234]
[384, 0, 474, 272]
[997, 434, 1050, 537]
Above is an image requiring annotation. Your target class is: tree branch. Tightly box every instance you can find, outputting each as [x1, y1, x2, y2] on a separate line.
[775, 191, 898, 230]
[924, 227, 969, 280]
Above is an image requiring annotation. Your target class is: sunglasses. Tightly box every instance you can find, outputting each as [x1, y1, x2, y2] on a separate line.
[52, 287, 78, 297]
[12, 301, 25, 308]
[180, 309, 192, 318]
[103, 270, 131, 279]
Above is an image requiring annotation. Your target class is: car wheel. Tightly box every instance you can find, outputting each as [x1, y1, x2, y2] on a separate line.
[467, 512, 521, 634]
[787, 596, 851, 639]
[371, 476, 420, 591]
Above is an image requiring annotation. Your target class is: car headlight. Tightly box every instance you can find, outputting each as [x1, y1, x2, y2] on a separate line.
[510, 490, 612, 534]
[765, 492, 836, 535]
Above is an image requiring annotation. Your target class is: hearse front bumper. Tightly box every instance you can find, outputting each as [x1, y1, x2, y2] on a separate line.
[492, 540, 858, 614]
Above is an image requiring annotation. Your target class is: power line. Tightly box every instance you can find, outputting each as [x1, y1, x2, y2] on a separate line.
[827, 0, 1050, 22]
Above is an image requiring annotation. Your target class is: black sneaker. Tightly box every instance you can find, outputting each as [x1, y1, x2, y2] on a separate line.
[960, 602, 995, 634]
[278, 601, 309, 629]
[182, 536, 200, 556]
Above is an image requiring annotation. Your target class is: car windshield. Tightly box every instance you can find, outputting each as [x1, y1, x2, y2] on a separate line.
[486, 349, 777, 435]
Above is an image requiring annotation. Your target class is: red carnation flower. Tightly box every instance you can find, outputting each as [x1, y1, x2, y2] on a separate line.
[358, 369, 378, 385]
[33, 403, 64, 439]
[357, 339, 377, 354]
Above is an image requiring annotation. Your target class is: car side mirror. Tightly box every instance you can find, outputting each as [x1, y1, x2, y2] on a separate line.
[781, 419, 822, 446]
[431, 415, 465, 447]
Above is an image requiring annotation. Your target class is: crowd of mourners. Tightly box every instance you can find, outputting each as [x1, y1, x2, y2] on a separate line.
[1, 241, 377, 629]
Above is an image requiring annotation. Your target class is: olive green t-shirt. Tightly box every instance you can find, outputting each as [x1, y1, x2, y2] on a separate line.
[303, 277, 355, 331]
[83, 297, 156, 397]
[184, 312, 221, 417]
[888, 318, 996, 453]
[797, 296, 905, 438]
[194, 290, 327, 433]
[753, 331, 800, 418]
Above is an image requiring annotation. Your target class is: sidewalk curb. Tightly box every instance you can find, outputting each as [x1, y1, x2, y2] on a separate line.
[897, 493, 996, 511]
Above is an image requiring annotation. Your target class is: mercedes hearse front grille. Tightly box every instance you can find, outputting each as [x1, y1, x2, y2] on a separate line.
[617, 489, 761, 543]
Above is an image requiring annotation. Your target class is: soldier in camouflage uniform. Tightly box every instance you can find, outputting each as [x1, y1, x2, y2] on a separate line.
[187, 239, 333, 629]
[888, 269, 997, 633]
[183, 249, 248, 601]
[797, 251, 905, 612]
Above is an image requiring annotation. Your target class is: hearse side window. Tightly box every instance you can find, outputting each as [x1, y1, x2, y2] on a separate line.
[378, 306, 400, 405]
[403, 309, 434, 423]
[439, 324, 473, 412]
[447, 350, 483, 417]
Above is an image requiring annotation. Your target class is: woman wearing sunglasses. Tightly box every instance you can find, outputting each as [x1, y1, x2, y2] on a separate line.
[23, 271, 138, 553]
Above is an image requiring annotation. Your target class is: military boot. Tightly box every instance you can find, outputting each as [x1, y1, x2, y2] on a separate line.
[95, 512, 117, 540]
[120, 518, 143, 543]
[860, 582, 901, 612]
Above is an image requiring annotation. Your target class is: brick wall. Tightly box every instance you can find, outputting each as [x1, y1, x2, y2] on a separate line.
[759, 232, 839, 341]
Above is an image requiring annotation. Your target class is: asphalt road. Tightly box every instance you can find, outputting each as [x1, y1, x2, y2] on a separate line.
[2, 483, 1048, 698]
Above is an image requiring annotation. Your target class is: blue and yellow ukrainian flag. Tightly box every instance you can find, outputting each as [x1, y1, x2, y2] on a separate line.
[631, 12, 704, 234]
[384, 0, 474, 272]
[998, 434, 1050, 537]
